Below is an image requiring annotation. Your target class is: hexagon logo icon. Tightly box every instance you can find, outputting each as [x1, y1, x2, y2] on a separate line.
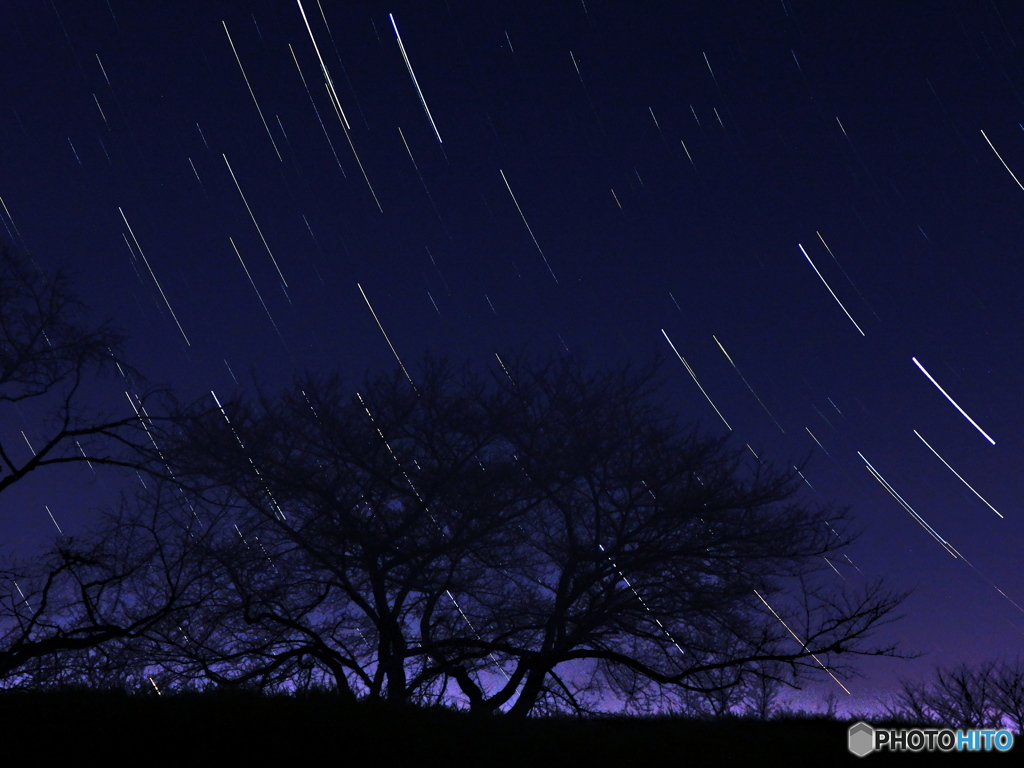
[848, 721, 875, 757]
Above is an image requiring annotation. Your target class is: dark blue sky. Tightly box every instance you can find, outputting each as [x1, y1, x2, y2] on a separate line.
[3, 0, 1024, 713]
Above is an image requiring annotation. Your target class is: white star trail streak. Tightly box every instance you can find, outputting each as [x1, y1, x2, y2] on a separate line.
[67, 138, 82, 165]
[913, 429, 1003, 518]
[702, 52, 721, 90]
[680, 139, 696, 170]
[13, 582, 30, 608]
[805, 427, 831, 458]
[911, 357, 995, 445]
[332, 100, 383, 212]
[815, 231, 879, 320]
[92, 94, 108, 127]
[75, 441, 96, 473]
[222, 20, 282, 162]
[295, 0, 352, 128]
[0, 196, 23, 246]
[126, 391, 169, 471]
[229, 237, 283, 339]
[754, 589, 851, 695]
[570, 51, 584, 85]
[118, 207, 190, 346]
[288, 43, 346, 175]
[649, 107, 665, 139]
[95, 54, 111, 85]
[389, 13, 442, 146]
[812, 405, 835, 431]
[494, 352, 516, 387]
[791, 50, 804, 75]
[499, 169, 558, 282]
[357, 283, 416, 390]
[797, 243, 865, 336]
[298, 0, 383, 212]
[794, 466, 814, 491]
[211, 390, 286, 521]
[223, 154, 288, 288]
[188, 158, 206, 194]
[398, 126, 443, 222]
[661, 329, 732, 431]
[857, 451, 960, 558]
[599, 544, 686, 657]
[822, 556, 846, 580]
[712, 334, 785, 433]
[45, 506, 64, 536]
[859, 456, 1023, 614]
[981, 129, 1024, 192]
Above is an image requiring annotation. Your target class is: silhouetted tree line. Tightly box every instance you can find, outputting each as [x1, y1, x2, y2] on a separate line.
[0, 247, 908, 716]
[886, 660, 1024, 732]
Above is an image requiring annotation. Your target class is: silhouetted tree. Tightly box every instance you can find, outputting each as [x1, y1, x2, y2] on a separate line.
[0, 246, 151, 495]
[431, 355, 905, 716]
[141, 353, 906, 714]
[0, 486, 209, 687]
[888, 660, 1024, 731]
[991, 660, 1024, 733]
[146, 359, 524, 702]
[0, 245, 169, 683]
[743, 660, 786, 719]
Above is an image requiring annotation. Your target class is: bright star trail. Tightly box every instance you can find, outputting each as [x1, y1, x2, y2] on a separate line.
[858, 451, 961, 560]
[913, 429, 1003, 518]
[358, 282, 416, 390]
[662, 329, 732, 431]
[499, 168, 558, 283]
[981, 129, 1024, 192]
[755, 589, 851, 696]
[912, 357, 996, 445]
[713, 334, 785, 433]
[118, 206, 191, 346]
[389, 13, 443, 146]
[222, 154, 289, 289]
[223, 20, 283, 163]
[797, 243, 865, 336]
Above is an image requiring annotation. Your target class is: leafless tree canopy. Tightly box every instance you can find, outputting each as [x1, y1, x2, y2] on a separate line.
[108, 353, 906, 715]
[0, 493, 208, 688]
[888, 660, 1024, 731]
[0, 246, 151, 495]
[0, 245, 165, 682]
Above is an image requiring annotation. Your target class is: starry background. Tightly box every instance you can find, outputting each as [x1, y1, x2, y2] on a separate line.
[2, 0, 1023, 714]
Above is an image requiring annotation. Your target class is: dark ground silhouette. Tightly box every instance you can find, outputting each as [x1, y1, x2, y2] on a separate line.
[1, 690, 1005, 764]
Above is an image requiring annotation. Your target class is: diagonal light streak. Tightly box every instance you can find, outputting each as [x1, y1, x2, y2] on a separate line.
[911, 357, 995, 445]
[858, 451, 960, 558]
[913, 429, 1003, 518]
[754, 589, 850, 695]
[798, 243, 865, 336]
[662, 329, 731, 430]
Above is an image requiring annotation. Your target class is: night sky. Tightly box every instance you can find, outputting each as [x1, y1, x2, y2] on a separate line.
[3, 0, 1024, 714]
